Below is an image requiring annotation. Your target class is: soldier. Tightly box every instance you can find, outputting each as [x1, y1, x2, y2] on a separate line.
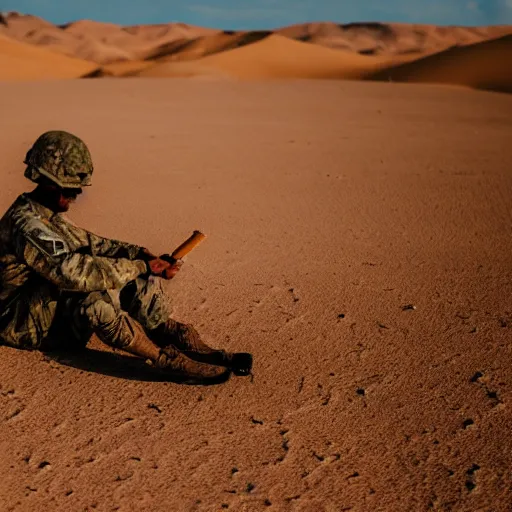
[0, 130, 252, 384]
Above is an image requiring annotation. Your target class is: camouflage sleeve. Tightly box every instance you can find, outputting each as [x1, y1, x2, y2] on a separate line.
[85, 230, 145, 260]
[19, 222, 148, 293]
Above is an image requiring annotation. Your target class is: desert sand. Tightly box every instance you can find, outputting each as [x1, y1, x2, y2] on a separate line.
[0, 78, 511, 511]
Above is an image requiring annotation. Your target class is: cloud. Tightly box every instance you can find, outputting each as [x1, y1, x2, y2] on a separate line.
[467, 1, 480, 12]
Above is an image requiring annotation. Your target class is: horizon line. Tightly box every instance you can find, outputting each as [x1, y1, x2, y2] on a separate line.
[1, 10, 511, 31]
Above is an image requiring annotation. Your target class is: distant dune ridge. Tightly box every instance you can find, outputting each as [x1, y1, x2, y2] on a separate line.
[0, 32, 98, 80]
[0, 12, 218, 64]
[0, 11, 511, 92]
[143, 30, 273, 62]
[136, 34, 399, 80]
[276, 21, 512, 55]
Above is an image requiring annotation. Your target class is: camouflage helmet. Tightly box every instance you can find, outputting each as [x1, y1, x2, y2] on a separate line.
[24, 130, 93, 188]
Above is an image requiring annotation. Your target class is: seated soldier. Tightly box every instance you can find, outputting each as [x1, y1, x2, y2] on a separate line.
[0, 130, 252, 384]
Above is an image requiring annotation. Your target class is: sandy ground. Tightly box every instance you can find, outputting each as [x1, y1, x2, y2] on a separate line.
[0, 79, 511, 511]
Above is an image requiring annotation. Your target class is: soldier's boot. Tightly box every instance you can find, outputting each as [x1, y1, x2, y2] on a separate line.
[98, 314, 230, 384]
[150, 319, 253, 376]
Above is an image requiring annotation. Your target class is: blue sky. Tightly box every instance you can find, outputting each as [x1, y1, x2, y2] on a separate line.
[2, 0, 512, 29]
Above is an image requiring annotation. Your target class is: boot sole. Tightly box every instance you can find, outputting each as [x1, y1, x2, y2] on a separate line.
[183, 351, 253, 376]
[154, 366, 231, 385]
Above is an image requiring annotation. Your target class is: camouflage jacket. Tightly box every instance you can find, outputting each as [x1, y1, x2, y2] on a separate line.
[0, 193, 148, 349]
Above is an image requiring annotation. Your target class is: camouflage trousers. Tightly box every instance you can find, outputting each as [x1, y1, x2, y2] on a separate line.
[41, 277, 171, 352]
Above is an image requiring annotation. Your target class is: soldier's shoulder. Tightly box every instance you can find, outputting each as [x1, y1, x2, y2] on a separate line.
[8, 196, 70, 258]
[6, 194, 43, 228]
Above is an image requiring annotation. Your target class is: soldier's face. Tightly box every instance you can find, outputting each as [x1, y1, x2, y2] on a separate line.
[57, 187, 82, 212]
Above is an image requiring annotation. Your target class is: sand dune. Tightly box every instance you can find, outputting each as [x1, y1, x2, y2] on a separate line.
[0, 12, 88, 60]
[0, 11, 55, 38]
[145, 30, 272, 62]
[91, 59, 154, 77]
[2, 11, 511, 65]
[0, 12, 219, 64]
[1, 11, 511, 93]
[136, 34, 397, 79]
[120, 32, 512, 93]
[369, 34, 512, 93]
[120, 22, 218, 42]
[277, 21, 512, 55]
[0, 33, 98, 80]
[62, 19, 219, 60]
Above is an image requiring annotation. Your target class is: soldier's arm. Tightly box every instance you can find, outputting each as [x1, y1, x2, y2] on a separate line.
[84, 229, 146, 260]
[18, 223, 148, 293]
[57, 218, 151, 260]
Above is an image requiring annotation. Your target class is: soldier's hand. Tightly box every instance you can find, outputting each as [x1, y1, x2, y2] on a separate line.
[148, 258, 172, 277]
[163, 260, 183, 280]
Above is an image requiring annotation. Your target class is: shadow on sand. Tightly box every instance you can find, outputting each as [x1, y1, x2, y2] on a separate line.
[45, 347, 229, 385]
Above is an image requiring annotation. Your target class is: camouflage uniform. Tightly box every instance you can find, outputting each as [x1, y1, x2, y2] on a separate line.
[0, 192, 168, 351]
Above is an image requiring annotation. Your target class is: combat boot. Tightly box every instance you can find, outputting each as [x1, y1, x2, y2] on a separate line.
[108, 316, 230, 384]
[153, 345, 231, 383]
[150, 320, 253, 376]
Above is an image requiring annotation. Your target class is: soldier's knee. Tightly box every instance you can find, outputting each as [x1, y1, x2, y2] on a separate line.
[81, 291, 118, 328]
[120, 277, 169, 330]
[120, 278, 162, 306]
